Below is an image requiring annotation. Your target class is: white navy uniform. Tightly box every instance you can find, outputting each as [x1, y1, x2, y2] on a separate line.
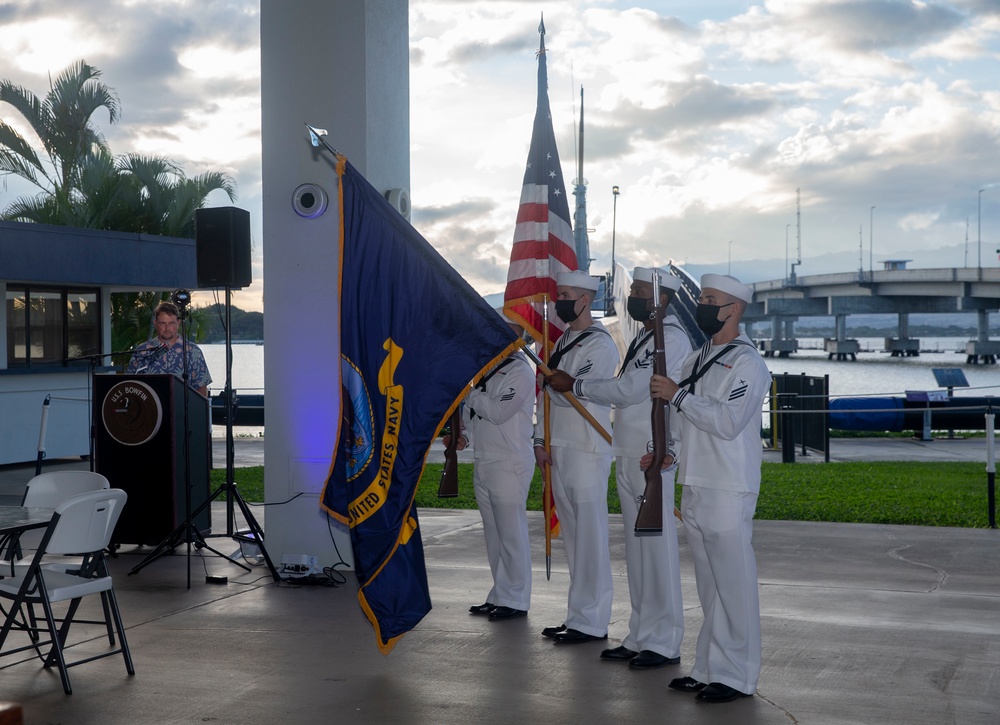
[574, 314, 692, 658]
[670, 332, 771, 694]
[534, 323, 620, 637]
[464, 352, 536, 611]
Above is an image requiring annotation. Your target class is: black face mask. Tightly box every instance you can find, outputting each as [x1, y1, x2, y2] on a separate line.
[626, 295, 652, 322]
[555, 298, 581, 323]
[695, 302, 734, 336]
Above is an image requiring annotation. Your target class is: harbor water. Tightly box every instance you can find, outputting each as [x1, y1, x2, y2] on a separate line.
[200, 337, 1000, 437]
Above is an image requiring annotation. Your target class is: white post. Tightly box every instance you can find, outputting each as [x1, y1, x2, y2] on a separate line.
[260, 0, 410, 570]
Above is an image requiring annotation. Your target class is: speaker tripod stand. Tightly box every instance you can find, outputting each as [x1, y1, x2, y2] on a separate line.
[202, 285, 279, 581]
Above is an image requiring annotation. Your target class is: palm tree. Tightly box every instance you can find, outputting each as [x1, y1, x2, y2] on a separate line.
[0, 60, 236, 354]
[0, 60, 119, 213]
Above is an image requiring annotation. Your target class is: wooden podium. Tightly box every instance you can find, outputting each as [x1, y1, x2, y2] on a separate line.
[94, 374, 211, 545]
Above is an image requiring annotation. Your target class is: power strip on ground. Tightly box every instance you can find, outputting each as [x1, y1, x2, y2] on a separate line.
[280, 554, 321, 578]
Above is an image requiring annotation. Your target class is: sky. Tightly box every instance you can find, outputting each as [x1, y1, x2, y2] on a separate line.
[2, 0, 1000, 313]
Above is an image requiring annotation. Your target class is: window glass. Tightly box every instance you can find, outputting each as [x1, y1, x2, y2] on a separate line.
[67, 290, 100, 359]
[29, 290, 63, 364]
[4, 286, 101, 368]
[6, 288, 26, 366]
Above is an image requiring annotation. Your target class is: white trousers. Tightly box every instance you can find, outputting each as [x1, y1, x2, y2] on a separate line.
[473, 457, 533, 611]
[682, 485, 761, 694]
[550, 446, 613, 637]
[616, 456, 684, 657]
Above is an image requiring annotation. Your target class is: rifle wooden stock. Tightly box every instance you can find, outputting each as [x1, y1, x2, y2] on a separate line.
[437, 408, 462, 498]
[635, 272, 669, 535]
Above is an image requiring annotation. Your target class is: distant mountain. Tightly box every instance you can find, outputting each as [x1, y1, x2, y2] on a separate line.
[683, 241, 985, 285]
[200, 304, 263, 342]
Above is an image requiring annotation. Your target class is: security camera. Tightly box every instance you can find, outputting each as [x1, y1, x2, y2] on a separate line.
[292, 183, 328, 218]
[384, 188, 411, 220]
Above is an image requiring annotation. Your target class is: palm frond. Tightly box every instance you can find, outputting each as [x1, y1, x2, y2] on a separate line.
[0, 78, 52, 148]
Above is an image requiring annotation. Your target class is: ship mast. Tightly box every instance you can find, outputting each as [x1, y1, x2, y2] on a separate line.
[572, 85, 590, 271]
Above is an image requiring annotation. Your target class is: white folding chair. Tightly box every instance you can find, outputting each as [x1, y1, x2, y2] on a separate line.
[0, 489, 134, 695]
[21, 471, 111, 507]
[17, 471, 111, 560]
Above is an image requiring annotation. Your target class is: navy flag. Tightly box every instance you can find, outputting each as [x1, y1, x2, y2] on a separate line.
[321, 153, 520, 654]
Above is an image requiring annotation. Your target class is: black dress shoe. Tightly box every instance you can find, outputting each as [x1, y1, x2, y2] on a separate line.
[552, 628, 608, 644]
[668, 676, 707, 693]
[695, 682, 753, 703]
[600, 645, 638, 661]
[488, 606, 527, 620]
[628, 650, 681, 670]
[469, 602, 496, 616]
[541, 623, 567, 638]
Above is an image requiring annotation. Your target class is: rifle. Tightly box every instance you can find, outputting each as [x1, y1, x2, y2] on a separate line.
[635, 268, 671, 534]
[437, 408, 462, 498]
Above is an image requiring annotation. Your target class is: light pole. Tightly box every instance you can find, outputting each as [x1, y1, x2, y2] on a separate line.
[979, 188, 985, 270]
[785, 224, 790, 280]
[611, 185, 619, 284]
[869, 206, 876, 278]
[728, 240, 733, 275]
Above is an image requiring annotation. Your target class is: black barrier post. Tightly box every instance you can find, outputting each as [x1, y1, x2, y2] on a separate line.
[986, 398, 996, 529]
[780, 393, 796, 464]
[799, 373, 808, 457]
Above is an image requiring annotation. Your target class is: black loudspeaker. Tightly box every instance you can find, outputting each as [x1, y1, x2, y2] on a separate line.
[196, 206, 252, 289]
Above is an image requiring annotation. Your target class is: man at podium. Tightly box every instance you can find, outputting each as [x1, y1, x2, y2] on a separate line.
[126, 300, 212, 396]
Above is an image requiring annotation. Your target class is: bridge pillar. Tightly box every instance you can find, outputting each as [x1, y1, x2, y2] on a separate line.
[761, 315, 799, 357]
[886, 312, 920, 357]
[824, 314, 859, 361]
[965, 309, 999, 364]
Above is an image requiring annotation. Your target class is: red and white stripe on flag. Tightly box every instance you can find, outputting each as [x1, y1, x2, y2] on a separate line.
[503, 183, 577, 348]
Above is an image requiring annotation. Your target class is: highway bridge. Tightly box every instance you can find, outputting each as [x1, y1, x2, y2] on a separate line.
[744, 265, 1000, 363]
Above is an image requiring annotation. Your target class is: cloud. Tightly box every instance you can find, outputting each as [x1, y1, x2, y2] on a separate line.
[412, 197, 496, 224]
[3, 0, 1000, 312]
[448, 34, 536, 63]
[618, 76, 779, 144]
[789, 0, 966, 53]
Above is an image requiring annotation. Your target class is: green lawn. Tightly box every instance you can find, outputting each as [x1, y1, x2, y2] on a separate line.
[224, 460, 996, 528]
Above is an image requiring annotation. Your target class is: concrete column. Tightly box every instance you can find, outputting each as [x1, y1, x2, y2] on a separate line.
[887, 311, 920, 357]
[260, 0, 410, 570]
[825, 314, 859, 360]
[761, 315, 798, 357]
[966, 309, 999, 364]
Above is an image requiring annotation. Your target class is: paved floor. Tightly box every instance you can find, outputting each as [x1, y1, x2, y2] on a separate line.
[0, 438, 997, 724]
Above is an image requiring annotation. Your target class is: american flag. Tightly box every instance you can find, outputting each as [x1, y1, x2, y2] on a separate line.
[503, 17, 577, 347]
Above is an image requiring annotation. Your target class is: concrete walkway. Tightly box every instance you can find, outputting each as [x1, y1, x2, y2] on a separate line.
[0, 437, 996, 724]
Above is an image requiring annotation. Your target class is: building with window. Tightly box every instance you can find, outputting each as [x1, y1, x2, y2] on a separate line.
[1, 220, 197, 464]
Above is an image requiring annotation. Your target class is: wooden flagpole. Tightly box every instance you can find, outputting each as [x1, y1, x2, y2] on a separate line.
[542, 296, 554, 580]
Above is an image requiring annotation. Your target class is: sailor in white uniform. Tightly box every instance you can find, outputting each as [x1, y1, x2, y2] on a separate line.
[460, 349, 537, 621]
[549, 266, 692, 669]
[650, 273, 771, 704]
[536, 270, 620, 644]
